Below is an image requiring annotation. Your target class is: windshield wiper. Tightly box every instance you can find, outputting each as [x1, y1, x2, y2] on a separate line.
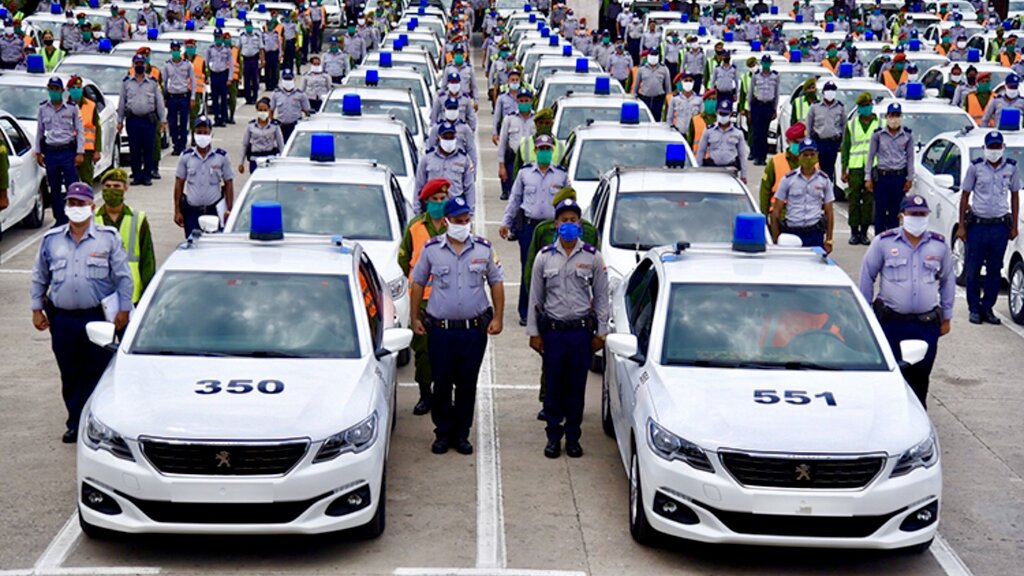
[235, 350, 310, 358]
[780, 360, 841, 371]
[139, 350, 233, 357]
[673, 359, 840, 370]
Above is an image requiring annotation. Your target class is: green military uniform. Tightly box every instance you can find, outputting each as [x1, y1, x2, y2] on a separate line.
[94, 167, 156, 303]
[790, 79, 817, 129]
[841, 92, 880, 244]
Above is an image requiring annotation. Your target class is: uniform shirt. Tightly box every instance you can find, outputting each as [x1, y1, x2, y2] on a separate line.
[641, 29, 662, 51]
[118, 75, 167, 122]
[607, 52, 632, 81]
[60, 24, 82, 49]
[160, 19, 183, 32]
[593, 43, 612, 68]
[239, 32, 264, 57]
[104, 17, 129, 41]
[615, 11, 631, 35]
[712, 63, 738, 92]
[501, 163, 568, 226]
[497, 112, 535, 158]
[411, 233, 504, 320]
[774, 168, 835, 227]
[981, 94, 1024, 127]
[492, 90, 520, 136]
[749, 70, 780, 108]
[868, 13, 886, 31]
[572, 33, 593, 56]
[961, 157, 1021, 218]
[431, 93, 477, 130]
[562, 17, 579, 38]
[36, 101, 85, 153]
[323, 51, 349, 77]
[668, 91, 702, 134]
[343, 33, 366, 63]
[164, 58, 197, 97]
[527, 240, 610, 336]
[175, 147, 234, 206]
[844, 57, 864, 77]
[205, 44, 235, 75]
[696, 123, 749, 179]
[0, 34, 24, 62]
[866, 127, 915, 181]
[626, 20, 643, 40]
[426, 121, 477, 161]
[140, 7, 160, 28]
[805, 99, 846, 140]
[663, 39, 683, 65]
[443, 63, 476, 98]
[270, 88, 310, 124]
[263, 29, 281, 52]
[242, 120, 284, 158]
[946, 47, 968, 61]
[635, 63, 671, 97]
[30, 222, 134, 312]
[859, 228, 956, 320]
[282, 20, 298, 41]
[683, 47, 705, 76]
[952, 83, 976, 107]
[415, 147, 476, 209]
[301, 71, 332, 101]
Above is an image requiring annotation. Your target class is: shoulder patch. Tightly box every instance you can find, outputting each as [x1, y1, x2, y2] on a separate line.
[249, 119, 258, 124]
[1006, 158, 1017, 166]
[972, 157, 984, 164]
[473, 235, 492, 247]
[425, 236, 443, 247]
[215, 148, 227, 156]
[903, 127, 912, 134]
[783, 169, 799, 178]
[43, 225, 66, 238]
[928, 231, 946, 242]
[878, 228, 900, 239]
[540, 243, 557, 253]
[183, 147, 196, 156]
[582, 243, 597, 254]
[94, 224, 120, 235]
[425, 147, 435, 154]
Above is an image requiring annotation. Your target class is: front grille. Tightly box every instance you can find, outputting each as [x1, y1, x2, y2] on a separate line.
[720, 452, 885, 489]
[698, 501, 904, 538]
[141, 440, 309, 476]
[117, 491, 329, 524]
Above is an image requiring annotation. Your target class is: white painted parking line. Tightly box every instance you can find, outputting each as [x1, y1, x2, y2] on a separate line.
[0, 268, 32, 274]
[24, 511, 161, 575]
[931, 533, 974, 576]
[0, 229, 49, 266]
[394, 569, 586, 576]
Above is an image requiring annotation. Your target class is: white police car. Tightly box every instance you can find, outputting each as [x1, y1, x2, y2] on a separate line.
[77, 203, 413, 537]
[602, 215, 941, 551]
[0, 110, 47, 233]
[536, 71, 624, 111]
[552, 94, 653, 141]
[529, 56, 602, 92]
[872, 95, 974, 152]
[343, 68, 434, 128]
[363, 49, 440, 94]
[320, 87, 427, 151]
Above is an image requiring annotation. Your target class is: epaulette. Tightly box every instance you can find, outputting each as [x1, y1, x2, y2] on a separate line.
[582, 243, 597, 254]
[249, 118, 258, 124]
[540, 243, 557, 253]
[94, 224, 121, 235]
[1006, 158, 1017, 165]
[783, 169, 799, 178]
[458, 147, 468, 155]
[972, 157, 984, 164]
[182, 147, 196, 156]
[878, 228, 900, 239]
[473, 235, 492, 247]
[43, 225, 67, 238]
[425, 236, 444, 247]
[425, 147, 435, 154]
[928, 231, 946, 242]
[271, 119, 280, 125]
[214, 148, 227, 156]
[522, 162, 534, 168]
[903, 127, 912, 134]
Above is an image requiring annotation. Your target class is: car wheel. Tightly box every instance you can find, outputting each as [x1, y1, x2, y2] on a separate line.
[629, 450, 656, 545]
[903, 537, 934, 555]
[22, 185, 45, 229]
[1009, 260, 1024, 324]
[355, 471, 386, 539]
[397, 347, 411, 367]
[952, 231, 967, 286]
[601, 375, 615, 439]
[590, 350, 605, 373]
[78, 509, 120, 540]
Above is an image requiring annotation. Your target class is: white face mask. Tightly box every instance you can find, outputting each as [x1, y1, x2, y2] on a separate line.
[717, 113, 730, 125]
[447, 82, 460, 94]
[311, 64, 322, 73]
[66, 205, 93, 223]
[957, 41, 967, 48]
[281, 79, 295, 90]
[66, 18, 74, 24]
[257, 110, 270, 121]
[444, 108, 459, 121]
[823, 89, 837, 101]
[439, 138, 457, 153]
[446, 220, 471, 241]
[508, 82, 520, 90]
[902, 215, 929, 236]
[951, 73, 962, 82]
[984, 147, 1004, 163]
[194, 133, 213, 148]
[647, 55, 659, 66]
[682, 80, 694, 92]
[1009, 88, 1020, 98]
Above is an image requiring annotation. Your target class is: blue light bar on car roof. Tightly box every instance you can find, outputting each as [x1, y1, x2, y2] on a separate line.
[733, 214, 767, 253]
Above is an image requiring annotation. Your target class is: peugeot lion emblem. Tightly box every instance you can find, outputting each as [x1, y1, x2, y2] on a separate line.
[795, 463, 812, 482]
[215, 450, 232, 468]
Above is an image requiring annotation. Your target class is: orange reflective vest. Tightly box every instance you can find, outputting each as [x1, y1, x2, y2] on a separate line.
[231, 46, 240, 82]
[821, 58, 839, 73]
[149, 66, 161, 83]
[966, 92, 987, 124]
[358, 268, 378, 319]
[936, 44, 949, 56]
[408, 219, 436, 300]
[1001, 53, 1021, 67]
[191, 54, 206, 93]
[691, 114, 706, 154]
[883, 70, 907, 91]
[79, 98, 97, 152]
[771, 152, 792, 196]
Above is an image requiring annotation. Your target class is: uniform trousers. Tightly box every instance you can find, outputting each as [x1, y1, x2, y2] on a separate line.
[639, 94, 666, 122]
[879, 317, 940, 408]
[716, 89, 736, 105]
[846, 168, 872, 231]
[501, 149, 515, 198]
[627, 38, 640, 64]
[542, 327, 591, 443]
[209, 70, 229, 125]
[167, 93, 191, 153]
[966, 222, 1010, 314]
[873, 172, 905, 234]
[814, 137, 841, 184]
[283, 39, 297, 72]
[785, 227, 825, 248]
[43, 147, 77, 225]
[666, 61, 678, 85]
[749, 100, 774, 163]
[427, 325, 487, 441]
[125, 115, 157, 184]
[280, 122, 297, 144]
[310, 21, 322, 53]
[243, 56, 260, 104]
[48, 306, 112, 429]
[517, 218, 539, 321]
[265, 50, 280, 90]
[411, 329, 432, 400]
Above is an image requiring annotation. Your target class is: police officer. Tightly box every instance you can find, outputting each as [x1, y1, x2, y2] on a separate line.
[238, 97, 284, 173]
[118, 54, 166, 187]
[981, 74, 1024, 128]
[399, 178, 451, 416]
[682, 36, 705, 92]
[444, 44, 476, 99]
[302, 55, 331, 111]
[748, 54, 780, 166]
[323, 37, 349, 84]
[842, 92, 880, 245]
[60, 11, 81, 53]
[805, 80, 845, 185]
[428, 99, 478, 161]
[959, 130, 1021, 325]
[434, 72, 478, 130]
[94, 168, 155, 305]
[860, 195, 955, 408]
[0, 24, 24, 69]
[173, 116, 235, 238]
[104, 5, 129, 46]
[239, 20, 265, 105]
[771, 139, 836, 251]
[696, 100, 749, 183]
[36, 77, 84, 226]
[409, 196, 504, 455]
[606, 41, 632, 87]
[270, 69, 311, 143]
[164, 41, 197, 156]
[497, 89, 535, 200]
[342, 24, 366, 65]
[866, 102, 914, 234]
[30, 182, 133, 442]
[500, 134, 568, 325]
[415, 123, 477, 210]
[633, 49, 671, 122]
[263, 19, 282, 90]
[667, 73, 702, 136]
[528, 197, 609, 459]
[205, 30, 235, 126]
[760, 121, 806, 216]
[711, 51, 738, 105]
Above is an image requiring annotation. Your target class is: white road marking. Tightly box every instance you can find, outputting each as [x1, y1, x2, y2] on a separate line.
[0, 228, 49, 266]
[395, 570, 585, 576]
[33, 513, 82, 572]
[0, 268, 32, 274]
[931, 533, 974, 576]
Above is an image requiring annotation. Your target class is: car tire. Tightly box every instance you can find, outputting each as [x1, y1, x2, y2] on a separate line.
[590, 350, 605, 373]
[78, 509, 120, 540]
[1009, 260, 1024, 325]
[22, 185, 45, 229]
[629, 450, 656, 546]
[903, 537, 934, 555]
[952, 231, 967, 286]
[601, 375, 615, 439]
[397, 347, 411, 367]
[355, 471, 386, 539]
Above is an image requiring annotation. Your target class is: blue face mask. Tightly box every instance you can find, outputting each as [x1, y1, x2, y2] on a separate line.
[426, 200, 446, 219]
[557, 221, 582, 242]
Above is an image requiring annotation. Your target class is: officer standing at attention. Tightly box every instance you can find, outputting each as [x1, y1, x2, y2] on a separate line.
[527, 197, 609, 459]
[771, 139, 835, 251]
[428, 99, 478, 162]
[865, 102, 914, 234]
[748, 54, 780, 166]
[496, 89, 535, 200]
[164, 41, 197, 156]
[415, 123, 477, 210]
[205, 30, 235, 127]
[980, 74, 1024, 128]
[323, 36, 349, 84]
[239, 20, 265, 106]
[118, 54, 166, 187]
[30, 182, 133, 443]
[64, 77, 102, 187]
[93, 168, 155, 305]
[711, 51, 738, 105]
[499, 134, 568, 326]
[238, 97, 284, 173]
[841, 92, 880, 245]
[173, 116, 235, 238]
[410, 196, 505, 455]
[759, 121, 806, 216]
[398, 178, 451, 416]
[805, 80, 845, 185]
[860, 195, 955, 408]
[667, 73, 702, 135]
[36, 76, 84, 226]
[270, 69, 311, 143]
[959, 130, 1020, 325]
[696, 100, 749, 183]
[633, 49, 671, 122]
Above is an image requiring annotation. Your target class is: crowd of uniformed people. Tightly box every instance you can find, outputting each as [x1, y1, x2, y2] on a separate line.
[11, 0, 1020, 465]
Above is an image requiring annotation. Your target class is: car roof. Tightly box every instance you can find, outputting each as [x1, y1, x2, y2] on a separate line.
[557, 94, 642, 107]
[655, 245, 854, 286]
[247, 158, 391, 186]
[294, 116, 408, 135]
[574, 122, 692, 140]
[933, 127, 1024, 148]
[610, 167, 750, 195]
[325, 87, 415, 102]
[57, 55, 134, 66]
[0, 72, 95, 88]
[165, 234, 359, 275]
[874, 98, 973, 114]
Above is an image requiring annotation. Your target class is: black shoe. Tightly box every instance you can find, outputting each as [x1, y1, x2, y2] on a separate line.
[413, 397, 431, 415]
[969, 312, 983, 324]
[500, 192, 509, 200]
[62, 429, 77, 444]
[227, 119, 236, 125]
[142, 180, 153, 186]
[455, 438, 474, 455]
[848, 234, 860, 245]
[983, 311, 1002, 325]
[544, 440, 560, 458]
[214, 122, 226, 128]
[130, 178, 144, 186]
[151, 171, 161, 180]
[565, 442, 583, 458]
[518, 317, 527, 326]
[431, 437, 449, 454]
[171, 149, 182, 156]
[537, 409, 546, 421]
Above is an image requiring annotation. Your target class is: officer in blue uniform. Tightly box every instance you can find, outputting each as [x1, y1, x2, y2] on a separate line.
[117, 54, 167, 186]
[771, 139, 836, 251]
[410, 196, 505, 455]
[30, 183, 133, 442]
[959, 129, 1021, 324]
[173, 116, 235, 237]
[866, 102, 915, 234]
[860, 195, 955, 408]
[35, 76, 84, 225]
[527, 198, 609, 458]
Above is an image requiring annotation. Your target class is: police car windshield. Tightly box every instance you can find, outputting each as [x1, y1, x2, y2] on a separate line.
[556, 106, 651, 139]
[778, 71, 827, 96]
[575, 139, 678, 180]
[897, 112, 973, 146]
[322, 99, 418, 135]
[233, 181, 392, 239]
[0, 87, 49, 121]
[662, 284, 887, 371]
[543, 82, 623, 109]
[833, 88, 889, 110]
[131, 271, 360, 358]
[54, 63, 129, 95]
[345, 76, 426, 106]
[286, 132, 407, 176]
[611, 191, 754, 249]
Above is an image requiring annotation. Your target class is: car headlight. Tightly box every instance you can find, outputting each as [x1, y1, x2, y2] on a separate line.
[83, 412, 135, 461]
[388, 276, 408, 300]
[647, 419, 714, 473]
[891, 430, 939, 478]
[313, 412, 379, 463]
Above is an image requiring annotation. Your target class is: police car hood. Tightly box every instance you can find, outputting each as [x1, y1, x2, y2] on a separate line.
[648, 368, 932, 455]
[91, 355, 379, 441]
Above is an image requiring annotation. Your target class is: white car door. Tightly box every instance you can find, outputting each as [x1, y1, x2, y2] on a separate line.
[613, 260, 659, 461]
[915, 138, 953, 234]
[0, 116, 39, 230]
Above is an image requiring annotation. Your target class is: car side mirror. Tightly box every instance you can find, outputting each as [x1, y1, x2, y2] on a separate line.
[86, 321, 118, 352]
[606, 333, 641, 363]
[376, 327, 413, 359]
[899, 339, 929, 367]
[198, 215, 220, 233]
[776, 233, 803, 247]
[925, 88, 939, 98]
[933, 174, 954, 189]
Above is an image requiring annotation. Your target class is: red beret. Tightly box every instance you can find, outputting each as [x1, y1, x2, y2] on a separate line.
[703, 88, 717, 100]
[419, 178, 451, 201]
[785, 121, 806, 142]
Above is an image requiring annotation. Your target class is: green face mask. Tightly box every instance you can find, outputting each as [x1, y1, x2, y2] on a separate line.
[761, 63, 770, 71]
[454, 53, 465, 65]
[172, 50, 181, 60]
[827, 49, 837, 58]
[426, 200, 446, 219]
[704, 100, 716, 114]
[602, 37, 610, 44]
[799, 156, 817, 170]
[536, 148, 553, 165]
[68, 87, 83, 101]
[102, 187, 124, 207]
[517, 102, 532, 113]
[245, 25, 253, 33]
[788, 142, 800, 155]
[186, 46, 196, 56]
[858, 104, 873, 116]
[329, 45, 339, 52]
[215, 38, 223, 46]
[347, 26, 355, 34]
[48, 89, 62, 103]
[979, 82, 991, 92]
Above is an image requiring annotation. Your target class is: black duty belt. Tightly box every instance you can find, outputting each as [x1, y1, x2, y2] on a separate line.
[44, 143, 76, 152]
[875, 168, 907, 177]
[874, 302, 941, 325]
[424, 308, 493, 330]
[541, 317, 592, 331]
[52, 306, 103, 317]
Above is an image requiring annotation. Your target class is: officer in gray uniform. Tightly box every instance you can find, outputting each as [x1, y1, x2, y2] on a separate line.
[239, 22, 265, 105]
[270, 69, 311, 143]
[323, 38, 350, 83]
[496, 89, 535, 198]
[959, 130, 1021, 324]
[60, 12, 82, 52]
[748, 55, 780, 165]
[432, 72, 478, 130]
[860, 194, 955, 408]
[980, 73, 1024, 127]
[711, 53, 739, 104]
[118, 54, 167, 187]
[36, 77, 84, 226]
[805, 80, 846, 184]
[415, 123, 477, 210]
[866, 102, 915, 234]
[30, 182, 133, 442]
[633, 49, 671, 122]
[640, 21, 661, 53]
[683, 37, 706, 91]
[428, 99, 478, 161]
[0, 26, 25, 69]
[527, 198, 609, 458]
[164, 41, 197, 156]
[443, 45, 476, 98]
[205, 31, 235, 126]
[342, 25, 366, 65]
[696, 100, 749, 182]
[263, 21, 282, 90]
[104, 7, 129, 46]
[173, 116, 235, 238]
[771, 139, 836, 251]
[239, 97, 285, 173]
[606, 42, 632, 85]
[409, 196, 505, 455]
